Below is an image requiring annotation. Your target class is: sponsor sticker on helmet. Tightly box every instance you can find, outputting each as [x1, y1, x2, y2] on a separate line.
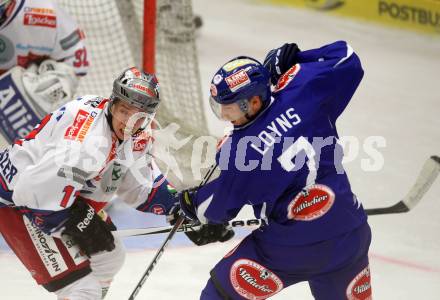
[225, 70, 251, 92]
[230, 259, 283, 299]
[222, 58, 258, 72]
[346, 266, 372, 300]
[129, 67, 142, 78]
[274, 64, 301, 93]
[287, 184, 335, 221]
[129, 83, 156, 97]
[213, 74, 223, 85]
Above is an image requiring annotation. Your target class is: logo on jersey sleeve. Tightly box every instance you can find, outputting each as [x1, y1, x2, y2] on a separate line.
[230, 259, 284, 299]
[132, 130, 152, 152]
[60, 29, 85, 50]
[64, 109, 97, 142]
[287, 184, 335, 221]
[150, 204, 165, 215]
[65, 109, 88, 140]
[346, 266, 372, 300]
[274, 64, 301, 93]
[77, 111, 97, 142]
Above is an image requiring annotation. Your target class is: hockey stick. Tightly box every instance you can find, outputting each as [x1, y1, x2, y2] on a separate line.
[115, 219, 263, 238]
[128, 213, 185, 300]
[128, 164, 219, 300]
[120, 156, 440, 240]
[364, 155, 440, 215]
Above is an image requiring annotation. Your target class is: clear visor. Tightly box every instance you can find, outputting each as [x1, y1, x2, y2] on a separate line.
[209, 97, 248, 122]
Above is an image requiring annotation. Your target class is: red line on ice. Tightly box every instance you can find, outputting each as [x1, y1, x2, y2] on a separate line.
[370, 252, 440, 273]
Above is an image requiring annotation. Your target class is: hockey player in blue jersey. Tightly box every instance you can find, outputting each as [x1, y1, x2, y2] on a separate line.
[175, 41, 373, 299]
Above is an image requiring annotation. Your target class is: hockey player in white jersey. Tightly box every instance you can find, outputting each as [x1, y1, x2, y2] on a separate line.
[0, 67, 179, 299]
[0, 0, 88, 144]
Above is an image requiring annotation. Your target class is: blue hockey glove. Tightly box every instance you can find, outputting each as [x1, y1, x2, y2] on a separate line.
[263, 43, 300, 85]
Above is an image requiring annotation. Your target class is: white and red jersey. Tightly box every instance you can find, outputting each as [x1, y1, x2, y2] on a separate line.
[0, 0, 88, 75]
[0, 96, 169, 231]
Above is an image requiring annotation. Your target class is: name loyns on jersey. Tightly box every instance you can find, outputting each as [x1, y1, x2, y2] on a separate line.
[250, 107, 301, 155]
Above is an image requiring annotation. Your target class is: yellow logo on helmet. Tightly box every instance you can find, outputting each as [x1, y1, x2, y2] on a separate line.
[222, 58, 258, 72]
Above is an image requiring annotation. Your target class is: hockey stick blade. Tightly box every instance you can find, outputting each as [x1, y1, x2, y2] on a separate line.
[365, 155, 440, 216]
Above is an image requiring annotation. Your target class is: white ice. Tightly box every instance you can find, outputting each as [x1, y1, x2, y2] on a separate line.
[1, 0, 440, 299]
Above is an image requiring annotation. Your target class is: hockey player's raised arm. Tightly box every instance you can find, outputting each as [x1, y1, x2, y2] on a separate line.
[296, 41, 364, 122]
[266, 41, 364, 123]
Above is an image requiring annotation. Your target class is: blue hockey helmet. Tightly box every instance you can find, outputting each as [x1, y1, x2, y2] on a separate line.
[209, 56, 271, 121]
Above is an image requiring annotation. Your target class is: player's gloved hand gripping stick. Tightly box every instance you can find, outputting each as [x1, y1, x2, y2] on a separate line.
[128, 164, 221, 300]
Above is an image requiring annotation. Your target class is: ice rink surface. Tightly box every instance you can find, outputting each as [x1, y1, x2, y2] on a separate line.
[1, 0, 440, 298]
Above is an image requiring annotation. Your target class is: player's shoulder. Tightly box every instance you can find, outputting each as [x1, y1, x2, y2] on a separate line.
[54, 95, 107, 126]
[21, 0, 72, 23]
[66, 95, 108, 111]
[53, 95, 113, 159]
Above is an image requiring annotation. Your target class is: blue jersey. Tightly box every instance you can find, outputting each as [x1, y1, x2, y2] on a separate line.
[194, 41, 367, 245]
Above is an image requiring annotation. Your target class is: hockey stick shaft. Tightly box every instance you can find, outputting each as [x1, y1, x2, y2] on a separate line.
[128, 164, 219, 299]
[128, 214, 185, 300]
[115, 219, 263, 238]
[120, 156, 440, 239]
